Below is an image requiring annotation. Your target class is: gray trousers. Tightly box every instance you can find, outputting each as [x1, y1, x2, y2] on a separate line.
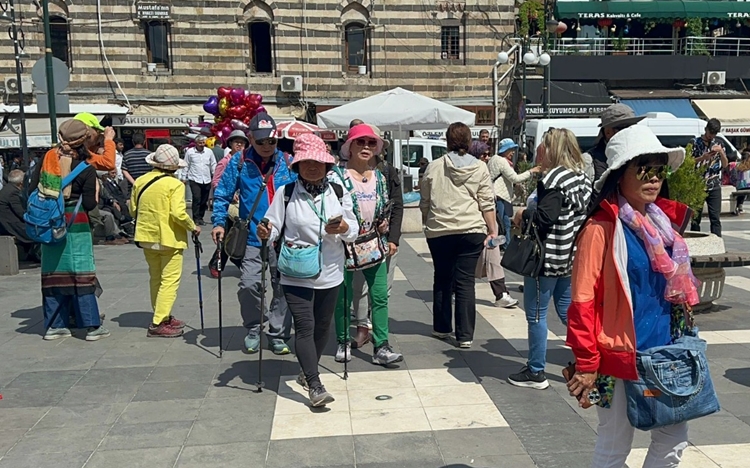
[238, 245, 292, 340]
[91, 208, 118, 239]
[351, 250, 398, 327]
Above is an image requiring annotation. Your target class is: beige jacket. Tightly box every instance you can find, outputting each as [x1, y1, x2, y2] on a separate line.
[419, 152, 495, 239]
[487, 155, 532, 202]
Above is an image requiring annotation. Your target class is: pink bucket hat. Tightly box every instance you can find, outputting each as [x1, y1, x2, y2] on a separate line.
[340, 124, 384, 159]
[292, 133, 335, 165]
[146, 144, 187, 170]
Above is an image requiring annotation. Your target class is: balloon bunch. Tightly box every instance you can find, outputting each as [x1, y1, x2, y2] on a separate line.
[197, 87, 266, 145]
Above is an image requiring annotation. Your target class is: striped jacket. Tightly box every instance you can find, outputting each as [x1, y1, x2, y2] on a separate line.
[526, 167, 592, 277]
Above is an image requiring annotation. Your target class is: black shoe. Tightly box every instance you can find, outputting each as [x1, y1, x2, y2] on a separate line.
[309, 385, 335, 407]
[507, 366, 550, 390]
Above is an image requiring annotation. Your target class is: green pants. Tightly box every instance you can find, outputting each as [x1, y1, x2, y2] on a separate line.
[335, 261, 389, 347]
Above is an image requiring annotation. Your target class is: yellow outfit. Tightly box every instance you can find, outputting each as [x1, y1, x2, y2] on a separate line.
[130, 170, 196, 325]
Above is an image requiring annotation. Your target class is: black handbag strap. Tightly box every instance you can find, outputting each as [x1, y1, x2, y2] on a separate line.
[134, 174, 170, 211]
[241, 164, 275, 224]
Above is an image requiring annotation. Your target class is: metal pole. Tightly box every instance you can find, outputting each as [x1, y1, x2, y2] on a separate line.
[8, 0, 28, 166]
[521, 37, 527, 153]
[492, 64, 498, 153]
[542, 0, 550, 117]
[42, 0, 57, 144]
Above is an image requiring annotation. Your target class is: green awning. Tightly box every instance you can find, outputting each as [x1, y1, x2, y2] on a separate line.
[555, 1, 750, 21]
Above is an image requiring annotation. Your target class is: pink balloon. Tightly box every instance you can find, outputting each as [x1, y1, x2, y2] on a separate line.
[230, 87, 245, 106]
[231, 119, 249, 132]
[221, 124, 232, 135]
[214, 129, 226, 141]
[556, 22, 568, 34]
[256, 105, 267, 114]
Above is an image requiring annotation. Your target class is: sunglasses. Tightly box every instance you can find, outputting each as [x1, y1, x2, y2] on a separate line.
[256, 138, 277, 146]
[354, 138, 378, 148]
[635, 165, 669, 181]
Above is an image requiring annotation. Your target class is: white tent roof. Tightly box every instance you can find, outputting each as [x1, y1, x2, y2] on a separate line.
[316, 87, 475, 131]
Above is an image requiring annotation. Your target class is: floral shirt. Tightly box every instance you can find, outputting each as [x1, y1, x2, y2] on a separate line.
[692, 136, 725, 191]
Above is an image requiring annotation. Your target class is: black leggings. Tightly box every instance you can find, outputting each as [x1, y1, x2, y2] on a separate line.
[283, 284, 341, 388]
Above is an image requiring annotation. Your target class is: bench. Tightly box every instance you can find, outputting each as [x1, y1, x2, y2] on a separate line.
[690, 251, 750, 311]
[0, 236, 19, 276]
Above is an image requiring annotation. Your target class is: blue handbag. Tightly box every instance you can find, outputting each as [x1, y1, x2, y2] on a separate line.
[623, 329, 720, 430]
[276, 187, 324, 279]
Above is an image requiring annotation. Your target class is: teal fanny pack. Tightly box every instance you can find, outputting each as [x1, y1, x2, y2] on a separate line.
[278, 242, 322, 279]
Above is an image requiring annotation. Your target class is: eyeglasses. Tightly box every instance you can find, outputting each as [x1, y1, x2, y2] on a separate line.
[636, 165, 669, 181]
[354, 138, 378, 148]
[256, 138, 277, 146]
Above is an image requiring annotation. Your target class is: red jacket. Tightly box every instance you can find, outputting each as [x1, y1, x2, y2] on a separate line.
[566, 197, 692, 380]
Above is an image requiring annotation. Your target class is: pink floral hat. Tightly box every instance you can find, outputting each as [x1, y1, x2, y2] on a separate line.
[292, 133, 335, 165]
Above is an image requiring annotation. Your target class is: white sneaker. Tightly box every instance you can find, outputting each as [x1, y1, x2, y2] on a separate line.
[495, 293, 519, 308]
[335, 342, 352, 363]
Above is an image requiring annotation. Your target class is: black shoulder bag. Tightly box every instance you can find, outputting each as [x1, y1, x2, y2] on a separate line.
[223, 158, 274, 260]
[132, 174, 170, 248]
[500, 218, 545, 277]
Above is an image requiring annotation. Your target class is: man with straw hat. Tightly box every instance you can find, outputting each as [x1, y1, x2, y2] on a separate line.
[584, 104, 645, 185]
[131, 144, 200, 338]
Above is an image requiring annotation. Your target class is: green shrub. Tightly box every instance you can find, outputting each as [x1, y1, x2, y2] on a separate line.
[667, 143, 707, 217]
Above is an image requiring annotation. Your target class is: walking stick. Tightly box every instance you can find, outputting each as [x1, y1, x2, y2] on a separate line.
[344, 274, 349, 380]
[193, 232, 204, 334]
[257, 218, 271, 393]
[217, 239, 224, 358]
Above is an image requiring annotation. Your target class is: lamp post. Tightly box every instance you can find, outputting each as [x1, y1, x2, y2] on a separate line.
[41, 0, 57, 144]
[496, 37, 551, 152]
[1, 0, 29, 166]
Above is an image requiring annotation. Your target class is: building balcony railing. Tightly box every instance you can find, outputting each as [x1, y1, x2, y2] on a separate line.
[549, 36, 750, 57]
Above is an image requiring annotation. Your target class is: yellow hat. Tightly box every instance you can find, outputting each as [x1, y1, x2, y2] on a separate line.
[74, 112, 105, 131]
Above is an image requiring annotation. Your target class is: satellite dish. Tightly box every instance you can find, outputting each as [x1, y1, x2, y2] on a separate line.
[31, 57, 70, 94]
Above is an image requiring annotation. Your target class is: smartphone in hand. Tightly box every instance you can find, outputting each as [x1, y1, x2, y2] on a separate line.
[326, 215, 343, 226]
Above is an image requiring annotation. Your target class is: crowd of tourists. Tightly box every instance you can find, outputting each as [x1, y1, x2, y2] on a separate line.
[17, 102, 726, 466]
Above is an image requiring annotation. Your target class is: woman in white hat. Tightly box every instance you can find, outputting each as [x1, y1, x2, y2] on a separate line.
[567, 126, 709, 467]
[130, 144, 200, 338]
[257, 134, 358, 407]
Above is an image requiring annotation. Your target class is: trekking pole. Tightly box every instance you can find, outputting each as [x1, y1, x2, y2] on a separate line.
[344, 276, 349, 380]
[193, 232, 204, 334]
[256, 218, 270, 393]
[217, 239, 224, 358]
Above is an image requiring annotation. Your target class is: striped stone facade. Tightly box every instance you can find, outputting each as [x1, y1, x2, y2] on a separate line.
[0, 0, 515, 110]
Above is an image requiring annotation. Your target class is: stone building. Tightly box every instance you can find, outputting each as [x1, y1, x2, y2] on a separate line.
[0, 0, 515, 146]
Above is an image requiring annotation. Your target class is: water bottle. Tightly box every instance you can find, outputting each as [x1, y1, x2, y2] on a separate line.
[488, 235, 505, 249]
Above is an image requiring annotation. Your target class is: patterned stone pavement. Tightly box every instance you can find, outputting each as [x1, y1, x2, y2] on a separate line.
[1, 217, 750, 468]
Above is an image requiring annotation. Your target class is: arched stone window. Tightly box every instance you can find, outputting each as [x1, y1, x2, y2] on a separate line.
[49, 16, 72, 67]
[341, 3, 370, 73]
[243, 1, 274, 74]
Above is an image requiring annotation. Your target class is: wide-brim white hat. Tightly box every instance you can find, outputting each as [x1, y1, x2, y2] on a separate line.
[595, 125, 685, 192]
[146, 144, 188, 171]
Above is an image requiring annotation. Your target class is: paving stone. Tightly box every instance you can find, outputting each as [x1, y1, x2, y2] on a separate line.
[176, 441, 268, 468]
[146, 364, 218, 383]
[131, 381, 209, 402]
[530, 450, 594, 468]
[57, 383, 140, 407]
[75, 367, 154, 387]
[5, 370, 87, 390]
[0, 428, 27, 456]
[266, 436, 354, 468]
[354, 432, 443, 465]
[0, 387, 67, 408]
[433, 427, 526, 457]
[118, 399, 202, 424]
[35, 404, 126, 428]
[0, 450, 93, 468]
[0, 406, 50, 430]
[511, 421, 596, 456]
[442, 454, 537, 468]
[85, 446, 182, 468]
[687, 413, 750, 445]
[100, 420, 193, 450]
[7, 425, 111, 455]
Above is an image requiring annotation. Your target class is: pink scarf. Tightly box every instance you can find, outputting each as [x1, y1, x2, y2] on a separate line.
[618, 195, 700, 306]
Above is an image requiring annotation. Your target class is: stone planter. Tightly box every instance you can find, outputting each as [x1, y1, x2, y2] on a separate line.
[684, 231, 726, 310]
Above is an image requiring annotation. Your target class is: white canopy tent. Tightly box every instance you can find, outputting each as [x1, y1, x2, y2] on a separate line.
[316, 87, 475, 131]
[317, 88, 475, 189]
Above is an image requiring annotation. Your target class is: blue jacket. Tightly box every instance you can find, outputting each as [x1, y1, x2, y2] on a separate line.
[212, 147, 296, 248]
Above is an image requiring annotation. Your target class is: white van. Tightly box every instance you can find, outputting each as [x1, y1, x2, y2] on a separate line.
[525, 113, 738, 162]
[385, 138, 448, 188]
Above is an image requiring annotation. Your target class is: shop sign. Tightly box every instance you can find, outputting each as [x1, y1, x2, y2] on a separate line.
[728, 13, 750, 18]
[413, 127, 497, 140]
[578, 13, 642, 19]
[0, 134, 53, 148]
[722, 125, 750, 136]
[525, 104, 609, 118]
[113, 115, 195, 127]
[135, 1, 171, 20]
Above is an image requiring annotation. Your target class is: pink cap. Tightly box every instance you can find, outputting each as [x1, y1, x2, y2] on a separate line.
[340, 124, 384, 159]
[292, 133, 335, 165]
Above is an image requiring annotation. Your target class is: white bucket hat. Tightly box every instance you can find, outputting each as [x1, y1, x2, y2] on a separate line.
[146, 144, 188, 171]
[595, 125, 685, 192]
